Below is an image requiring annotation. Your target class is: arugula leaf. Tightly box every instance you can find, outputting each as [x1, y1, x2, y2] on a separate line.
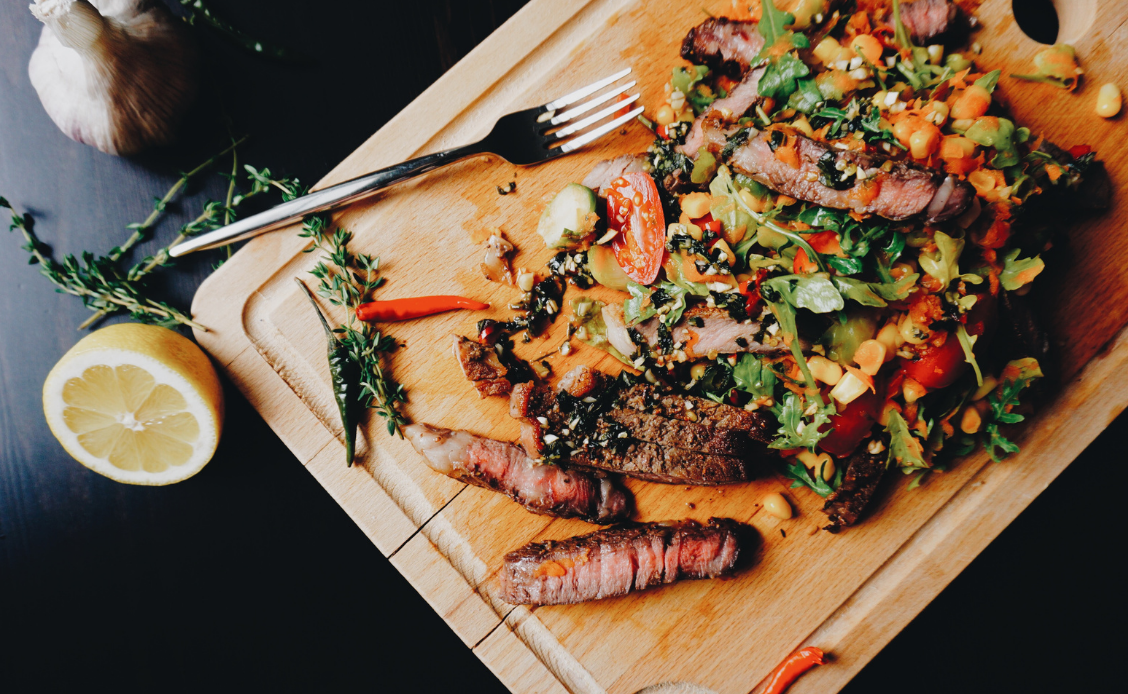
[765, 298, 820, 393]
[918, 230, 965, 290]
[885, 409, 929, 470]
[837, 274, 918, 307]
[671, 65, 709, 94]
[1011, 44, 1082, 90]
[791, 275, 845, 313]
[770, 391, 835, 451]
[733, 353, 778, 401]
[624, 281, 656, 325]
[782, 457, 844, 497]
[955, 324, 984, 387]
[999, 248, 1045, 291]
[787, 78, 825, 114]
[757, 0, 797, 51]
[891, 0, 915, 52]
[983, 358, 1043, 461]
[709, 166, 755, 237]
[974, 69, 1002, 93]
[759, 53, 812, 102]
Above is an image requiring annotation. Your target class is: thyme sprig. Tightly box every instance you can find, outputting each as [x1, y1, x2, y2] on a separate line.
[302, 215, 408, 438]
[3, 197, 205, 331]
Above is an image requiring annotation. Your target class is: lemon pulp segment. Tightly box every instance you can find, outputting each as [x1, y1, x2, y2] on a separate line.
[60, 364, 200, 473]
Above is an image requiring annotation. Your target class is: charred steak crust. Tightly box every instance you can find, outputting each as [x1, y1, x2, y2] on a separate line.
[723, 126, 975, 222]
[619, 384, 775, 442]
[680, 17, 764, 78]
[500, 518, 745, 605]
[604, 408, 751, 457]
[569, 440, 753, 485]
[823, 448, 887, 532]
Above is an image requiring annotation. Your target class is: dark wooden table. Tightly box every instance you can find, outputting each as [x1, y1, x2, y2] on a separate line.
[0, 2, 1120, 691]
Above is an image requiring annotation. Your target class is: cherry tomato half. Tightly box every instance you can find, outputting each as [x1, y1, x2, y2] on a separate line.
[819, 386, 881, 458]
[606, 172, 666, 285]
[900, 293, 997, 390]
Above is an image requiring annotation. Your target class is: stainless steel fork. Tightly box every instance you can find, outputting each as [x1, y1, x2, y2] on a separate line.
[170, 68, 644, 257]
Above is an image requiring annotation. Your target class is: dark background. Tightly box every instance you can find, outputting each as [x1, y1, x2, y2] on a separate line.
[0, 1, 1121, 692]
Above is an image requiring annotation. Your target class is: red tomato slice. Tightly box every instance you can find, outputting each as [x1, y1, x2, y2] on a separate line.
[606, 172, 666, 285]
[901, 334, 966, 389]
[819, 386, 881, 458]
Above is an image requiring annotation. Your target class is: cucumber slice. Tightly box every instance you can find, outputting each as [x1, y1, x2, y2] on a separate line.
[537, 183, 597, 249]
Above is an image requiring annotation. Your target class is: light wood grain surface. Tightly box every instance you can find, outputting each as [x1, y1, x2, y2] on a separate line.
[192, 1, 1127, 691]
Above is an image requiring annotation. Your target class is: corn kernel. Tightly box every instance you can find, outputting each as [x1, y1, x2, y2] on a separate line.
[960, 406, 982, 434]
[655, 105, 677, 126]
[807, 355, 843, 386]
[903, 377, 928, 403]
[680, 192, 712, 219]
[1096, 82, 1122, 118]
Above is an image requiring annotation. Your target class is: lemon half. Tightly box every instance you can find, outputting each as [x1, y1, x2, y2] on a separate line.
[43, 323, 224, 485]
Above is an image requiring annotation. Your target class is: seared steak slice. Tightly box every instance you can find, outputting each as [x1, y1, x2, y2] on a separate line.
[894, 0, 965, 44]
[618, 383, 774, 442]
[680, 17, 764, 77]
[452, 335, 512, 397]
[678, 69, 766, 157]
[509, 380, 567, 457]
[604, 409, 750, 456]
[602, 303, 792, 359]
[500, 518, 745, 605]
[823, 448, 887, 532]
[722, 125, 975, 222]
[582, 154, 648, 197]
[569, 440, 753, 485]
[405, 423, 630, 524]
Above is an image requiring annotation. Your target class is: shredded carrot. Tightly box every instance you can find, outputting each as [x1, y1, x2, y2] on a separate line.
[776, 195, 797, 206]
[849, 178, 881, 204]
[775, 145, 800, 168]
[950, 68, 972, 89]
[1045, 164, 1063, 182]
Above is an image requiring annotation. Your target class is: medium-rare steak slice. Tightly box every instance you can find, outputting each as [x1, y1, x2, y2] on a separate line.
[721, 125, 975, 222]
[892, 0, 965, 44]
[680, 17, 764, 78]
[823, 447, 887, 532]
[569, 440, 753, 485]
[602, 303, 794, 359]
[678, 68, 765, 157]
[404, 423, 630, 524]
[500, 518, 746, 605]
[604, 408, 750, 456]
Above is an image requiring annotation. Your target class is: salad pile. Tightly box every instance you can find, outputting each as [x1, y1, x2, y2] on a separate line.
[530, 0, 1097, 502]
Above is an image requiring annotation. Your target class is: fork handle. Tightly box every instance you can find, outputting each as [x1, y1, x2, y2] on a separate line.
[168, 141, 488, 257]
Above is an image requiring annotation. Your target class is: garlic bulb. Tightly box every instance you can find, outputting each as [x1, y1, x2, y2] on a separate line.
[28, 0, 198, 156]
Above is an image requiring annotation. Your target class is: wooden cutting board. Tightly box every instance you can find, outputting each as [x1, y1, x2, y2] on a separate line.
[191, 1, 1128, 692]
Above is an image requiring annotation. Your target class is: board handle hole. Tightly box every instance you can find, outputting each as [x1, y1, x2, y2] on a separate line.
[1013, 0, 1059, 44]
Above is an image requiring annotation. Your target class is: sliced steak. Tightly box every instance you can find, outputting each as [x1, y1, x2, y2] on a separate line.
[618, 383, 774, 442]
[680, 17, 764, 77]
[602, 303, 792, 358]
[894, 0, 965, 45]
[405, 423, 630, 524]
[678, 68, 766, 157]
[582, 154, 648, 197]
[604, 408, 750, 456]
[500, 518, 745, 605]
[823, 448, 887, 532]
[569, 439, 753, 485]
[722, 125, 974, 222]
[452, 335, 512, 396]
[509, 380, 566, 458]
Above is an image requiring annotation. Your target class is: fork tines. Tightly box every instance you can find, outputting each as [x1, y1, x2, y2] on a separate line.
[539, 68, 645, 155]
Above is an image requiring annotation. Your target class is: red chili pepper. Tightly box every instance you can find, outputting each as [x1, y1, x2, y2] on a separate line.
[762, 647, 826, 694]
[656, 124, 670, 140]
[693, 213, 724, 234]
[739, 268, 769, 316]
[1068, 144, 1091, 159]
[356, 296, 489, 323]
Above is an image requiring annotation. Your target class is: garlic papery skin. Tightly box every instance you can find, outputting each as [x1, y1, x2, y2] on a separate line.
[28, 0, 199, 156]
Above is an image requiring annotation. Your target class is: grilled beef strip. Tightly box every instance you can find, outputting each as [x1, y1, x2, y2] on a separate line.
[452, 335, 512, 396]
[581, 153, 648, 197]
[601, 303, 797, 359]
[678, 69, 766, 157]
[823, 447, 887, 532]
[716, 123, 975, 222]
[509, 366, 772, 485]
[680, 17, 764, 78]
[404, 423, 630, 524]
[891, 0, 966, 45]
[618, 383, 774, 439]
[568, 440, 755, 485]
[500, 518, 745, 605]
